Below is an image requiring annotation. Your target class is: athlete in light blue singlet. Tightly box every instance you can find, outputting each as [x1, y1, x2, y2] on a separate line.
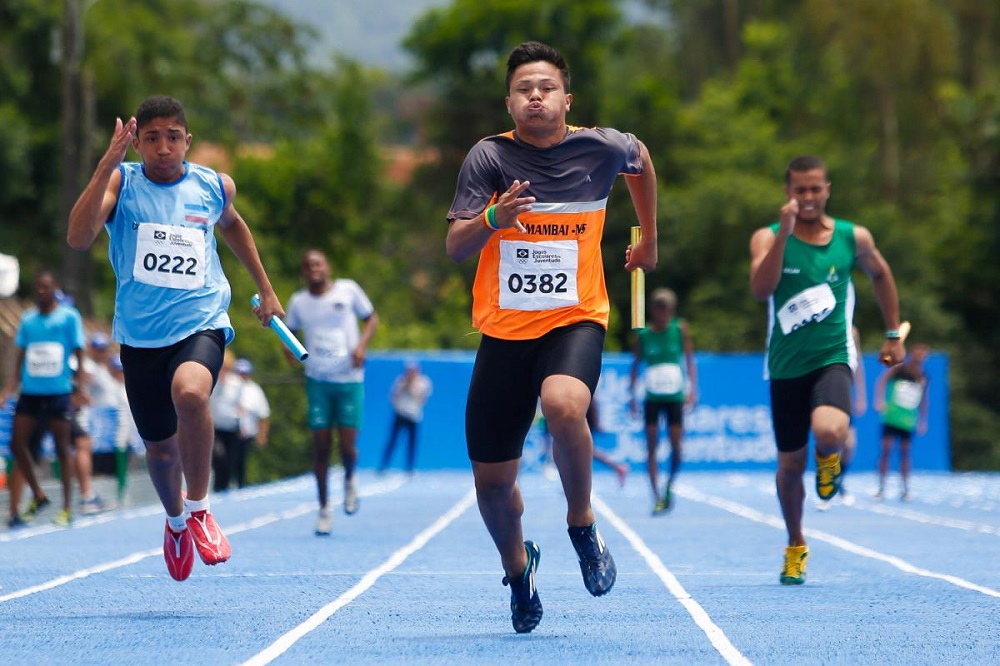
[0, 271, 85, 528]
[68, 95, 283, 582]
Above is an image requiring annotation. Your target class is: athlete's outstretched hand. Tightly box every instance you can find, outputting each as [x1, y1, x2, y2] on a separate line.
[99, 117, 137, 171]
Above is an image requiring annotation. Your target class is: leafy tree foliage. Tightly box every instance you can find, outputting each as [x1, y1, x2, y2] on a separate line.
[3, 0, 998, 471]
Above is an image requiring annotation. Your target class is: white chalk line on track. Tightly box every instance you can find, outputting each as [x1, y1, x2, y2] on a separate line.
[239, 486, 477, 666]
[0, 476, 406, 604]
[845, 499, 1000, 536]
[738, 474, 1000, 537]
[593, 493, 753, 666]
[0, 476, 316, 543]
[674, 484, 1000, 599]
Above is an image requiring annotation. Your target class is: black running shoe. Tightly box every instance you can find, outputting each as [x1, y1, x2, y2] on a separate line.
[24, 496, 52, 521]
[568, 524, 617, 596]
[502, 540, 543, 634]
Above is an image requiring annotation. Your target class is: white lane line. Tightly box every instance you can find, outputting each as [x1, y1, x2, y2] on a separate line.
[593, 494, 753, 666]
[738, 474, 1000, 536]
[0, 548, 161, 602]
[0, 505, 163, 542]
[0, 502, 314, 604]
[848, 501, 1000, 536]
[239, 487, 477, 666]
[675, 485, 1000, 599]
[0, 477, 406, 604]
[0, 476, 315, 543]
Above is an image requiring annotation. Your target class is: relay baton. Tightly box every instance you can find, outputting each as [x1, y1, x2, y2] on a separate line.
[630, 226, 645, 330]
[898, 320, 911, 344]
[250, 294, 308, 361]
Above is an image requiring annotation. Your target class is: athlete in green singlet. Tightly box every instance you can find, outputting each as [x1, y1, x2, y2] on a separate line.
[629, 288, 697, 514]
[874, 343, 930, 501]
[749, 155, 904, 585]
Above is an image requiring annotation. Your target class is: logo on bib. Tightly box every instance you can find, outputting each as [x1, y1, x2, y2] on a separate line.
[154, 230, 167, 240]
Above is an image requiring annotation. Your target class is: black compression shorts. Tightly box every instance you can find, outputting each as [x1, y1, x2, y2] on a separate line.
[466, 322, 605, 463]
[769, 363, 852, 453]
[120, 330, 225, 442]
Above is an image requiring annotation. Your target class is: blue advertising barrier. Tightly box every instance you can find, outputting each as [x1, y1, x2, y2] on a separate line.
[358, 351, 950, 472]
[0, 400, 133, 459]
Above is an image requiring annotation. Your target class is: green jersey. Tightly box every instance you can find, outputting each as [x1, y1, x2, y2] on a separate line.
[765, 219, 857, 380]
[637, 318, 685, 403]
[883, 366, 927, 432]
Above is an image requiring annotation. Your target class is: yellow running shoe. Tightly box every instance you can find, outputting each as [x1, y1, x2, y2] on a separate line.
[52, 509, 73, 528]
[780, 545, 809, 585]
[815, 452, 842, 501]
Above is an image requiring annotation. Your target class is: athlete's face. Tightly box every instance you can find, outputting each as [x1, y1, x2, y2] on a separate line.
[34, 274, 58, 309]
[650, 300, 674, 325]
[302, 252, 331, 288]
[505, 61, 571, 142]
[133, 116, 192, 183]
[784, 169, 830, 223]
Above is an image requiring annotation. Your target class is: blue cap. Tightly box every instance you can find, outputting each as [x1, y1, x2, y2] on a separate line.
[89, 332, 111, 349]
[56, 289, 75, 307]
[234, 359, 253, 374]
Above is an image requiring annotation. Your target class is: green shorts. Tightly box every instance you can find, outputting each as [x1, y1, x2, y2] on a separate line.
[305, 378, 364, 430]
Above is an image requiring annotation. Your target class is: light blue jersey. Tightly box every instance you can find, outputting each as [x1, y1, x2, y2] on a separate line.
[15, 305, 85, 395]
[106, 162, 234, 348]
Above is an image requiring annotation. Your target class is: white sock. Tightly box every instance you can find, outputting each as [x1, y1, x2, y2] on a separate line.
[184, 496, 210, 514]
[166, 513, 187, 532]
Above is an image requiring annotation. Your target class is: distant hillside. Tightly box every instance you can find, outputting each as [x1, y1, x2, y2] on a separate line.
[258, 0, 450, 71]
[258, 0, 657, 72]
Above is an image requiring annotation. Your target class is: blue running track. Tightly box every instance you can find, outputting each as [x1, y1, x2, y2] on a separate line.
[2, 470, 999, 665]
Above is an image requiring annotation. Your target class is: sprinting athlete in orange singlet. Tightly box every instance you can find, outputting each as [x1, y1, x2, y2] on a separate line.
[445, 41, 658, 634]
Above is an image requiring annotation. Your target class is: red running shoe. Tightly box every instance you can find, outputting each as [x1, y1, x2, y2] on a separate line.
[187, 510, 232, 565]
[163, 522, 194, 582]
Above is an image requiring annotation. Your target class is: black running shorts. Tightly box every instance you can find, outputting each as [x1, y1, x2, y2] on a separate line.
[643, 400, 684, 428]
[769, 363, 852, 453]
[120, 330, 225, 442]
[882, 423, 914, 440]
[466, 322, 605, 463]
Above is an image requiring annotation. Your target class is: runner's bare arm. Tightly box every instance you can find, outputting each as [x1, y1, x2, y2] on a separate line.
[216, 173, 283, 327]
[68, 117, 135, 250]
[855, 225, 903, 365]
[623, 140, 658, 273]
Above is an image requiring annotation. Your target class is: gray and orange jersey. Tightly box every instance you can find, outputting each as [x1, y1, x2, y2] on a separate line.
[448, 126, 644, 340]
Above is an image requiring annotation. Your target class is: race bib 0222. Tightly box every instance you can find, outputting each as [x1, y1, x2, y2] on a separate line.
[133, 223, 206, 290]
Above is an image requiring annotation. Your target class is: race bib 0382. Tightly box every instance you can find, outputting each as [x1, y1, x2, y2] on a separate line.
[498, 239, 579, 311]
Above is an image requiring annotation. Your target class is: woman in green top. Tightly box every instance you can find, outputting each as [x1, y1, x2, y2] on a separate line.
[629, 288, 697, 515]
[749, 155, 904, 585]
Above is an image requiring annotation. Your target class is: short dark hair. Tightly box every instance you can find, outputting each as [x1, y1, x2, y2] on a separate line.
[135, 95, 187, 131]
[785, 156, 827, 184]
[505, 41, 570, 93]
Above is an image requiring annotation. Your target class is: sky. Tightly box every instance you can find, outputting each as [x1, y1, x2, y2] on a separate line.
[262, 0, 659, 71]
[260, 0, 451, 71]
